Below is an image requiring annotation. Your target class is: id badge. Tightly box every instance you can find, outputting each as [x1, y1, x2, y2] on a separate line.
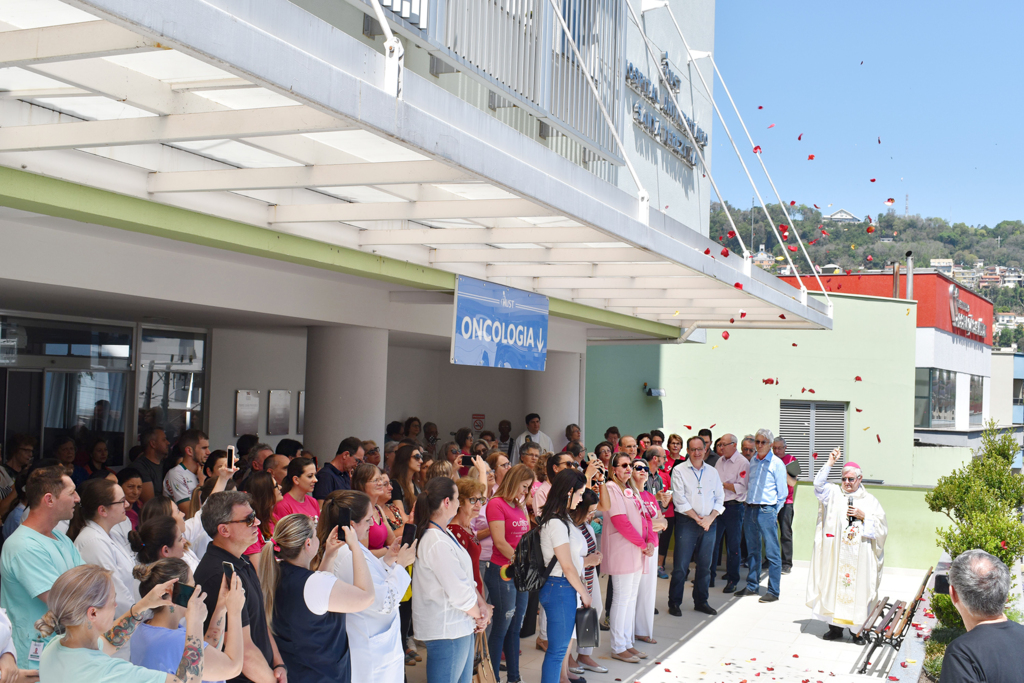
[27, 638, 44, 669]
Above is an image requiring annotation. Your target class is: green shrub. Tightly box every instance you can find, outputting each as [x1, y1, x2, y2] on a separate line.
[930, 592, 964, 631]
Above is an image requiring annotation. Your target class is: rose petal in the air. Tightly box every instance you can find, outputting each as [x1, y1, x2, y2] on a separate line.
[734, 282, 743, 290]
[788, 245, 798, 252]
[728, 230, 737, 238]
[753, 145, 762, 154]
[808, 154, 815, 160]
[856, 408, 863, 412]
[704, 248, 711, 255]
[790, 200, 796, 206]
[721, 248, 730, 257]
[866, 226, 876, 234]
[826, 533, 834, 537]
[812, 452, 817, 459]
[722, 331, 730, 340]
[855, 376, 863, 382]
[877, 434, 881, 443]
[808, 388, 815, 393]
[870, 178, 876, 182]
[768, 124, 775, 129]
[867, 255, 873, 262]
[740, 311, 747, 318]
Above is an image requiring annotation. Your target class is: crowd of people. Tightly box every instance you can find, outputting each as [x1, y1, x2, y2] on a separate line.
[0, 414, 1014, 683]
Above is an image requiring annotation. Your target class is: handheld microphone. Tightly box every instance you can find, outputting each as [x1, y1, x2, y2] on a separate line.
[847, 496, 856, 526]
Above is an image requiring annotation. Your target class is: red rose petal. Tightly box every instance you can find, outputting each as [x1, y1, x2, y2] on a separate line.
[730, 318, 735, 323]
[704, 248, 711, 255]
[792, 343, 798, 347]
[788, 245, 798, 252]
[728, 230, 737, 238]
[885, 198, 895, 205]
[722, 331, 730, 340]
[782, 233, 789, 240]
[664, 669, 671, 673]
[734, 282, 743, 290]
[867, 255, 873, 261]
[789, 200, 796, 206]
[721, 248, 730, 257]
[845, 269, 852, 275]
[808, 388, 815, 393]
[798, 133, 803, 141]
[866, 226, 876, 233]
[740, 311, 747, 318]
[793, 655, 799, 658]
[779, 314, 787, 319]
[802, 388, 806, 393]
[719, 236, 723, 241]
[808, 154, 815, 160]
[856, 408, 863, 412]
[870, 178, 876, 182]
[877, 434, 881, 443]
[768, 124, 775, 129]
[779, 224, 788, 231]
[868, 215, 873, 223]
[1001, 540, 1008, 549]
[812, 452, 818, 459]
[740, 471, 746, 477]
[809, 239, 819, 245]
[826, 533, 834, 537]
[767, 668, 774, 672]
[821, 228, 830, 236]
[901, 663, 908, 668]
[855, 376, 863, 381]
[684, 425, 692, 430]
[878, 136, 881, 144]
[758, 106, 763, 109]
[889, 678, 899, 681]
[753, 145, 762, 154]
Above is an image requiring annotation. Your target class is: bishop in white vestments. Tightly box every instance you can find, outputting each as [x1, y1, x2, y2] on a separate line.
[805, 448, 887, 642]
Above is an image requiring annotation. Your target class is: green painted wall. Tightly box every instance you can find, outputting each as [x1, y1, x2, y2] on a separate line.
[586, 292, 918, 486]
[791, 483, 946, 570]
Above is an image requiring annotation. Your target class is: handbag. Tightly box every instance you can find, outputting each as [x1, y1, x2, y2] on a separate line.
[575, 605, 600, 649]
[473, 631, 498, 683]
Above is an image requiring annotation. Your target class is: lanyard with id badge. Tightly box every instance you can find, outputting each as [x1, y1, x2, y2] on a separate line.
[28, 635, 46, 669]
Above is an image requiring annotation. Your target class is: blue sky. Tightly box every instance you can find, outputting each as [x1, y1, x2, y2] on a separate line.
[709, 1, 1023, 228]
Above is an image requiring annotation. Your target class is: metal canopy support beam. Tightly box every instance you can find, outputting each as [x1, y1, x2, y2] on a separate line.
[431, 248, 663, 263]
[359, 226, 613, 245]
[531, 276, 715, 289]
[0, 21, 161, 68]
[0, 106, 351, 151]
[487, 264, 694, 277]
[148, 161, 477, 193]
[272, 199, 551, 223]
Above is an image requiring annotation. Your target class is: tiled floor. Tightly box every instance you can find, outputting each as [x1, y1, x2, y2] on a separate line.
[405, 562, 926, 683]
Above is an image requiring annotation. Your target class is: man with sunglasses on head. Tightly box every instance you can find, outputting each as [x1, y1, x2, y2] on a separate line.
[807, 448, 887, 643]
[734, 428, 788, 603]
[194, 490, 289, 683]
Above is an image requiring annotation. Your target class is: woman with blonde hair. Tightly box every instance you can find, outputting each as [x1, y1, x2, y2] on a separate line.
[258, 513, 375, 682]
[484, 463, 535, 683]
[131, 558, 245, 680]
[425, 459, 454, 482]
[37, 563, 204, 682]
[351, 463, 397, 556]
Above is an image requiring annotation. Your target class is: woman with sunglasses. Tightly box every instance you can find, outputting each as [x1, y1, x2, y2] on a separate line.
[69, 478, 138, 623]
[380, 473, 406, 529]
[352, 463, 397, 557]
[316, 491, 417, 683]
[391, 444, 423, 515]
[603, 454, 654, 664]
[631, 458, 666, 646]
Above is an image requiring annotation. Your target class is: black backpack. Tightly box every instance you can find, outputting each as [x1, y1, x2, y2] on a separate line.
[509, 524, 558, 593]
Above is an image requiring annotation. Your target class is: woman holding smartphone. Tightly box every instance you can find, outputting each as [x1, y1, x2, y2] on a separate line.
[319, 491, 417, 683]
[603, 453, 654, 664]
[484, 463, 535, 683]
[631, 457, 666, 646]
[537, 469, 594, 683]
[259, 513, 376, 682]
[131, 558, 245, 680]
[412, 477, 492, 683]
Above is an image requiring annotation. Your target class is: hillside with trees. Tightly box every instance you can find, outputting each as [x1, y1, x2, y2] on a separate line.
[709, 202, 1024, 272]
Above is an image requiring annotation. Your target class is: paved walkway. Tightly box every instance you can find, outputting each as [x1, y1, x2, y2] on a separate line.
[405, 562, 926, 683]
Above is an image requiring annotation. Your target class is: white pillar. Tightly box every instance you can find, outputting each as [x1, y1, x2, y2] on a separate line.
[304, 325, 388, 459]
[524, 351, 582, 451]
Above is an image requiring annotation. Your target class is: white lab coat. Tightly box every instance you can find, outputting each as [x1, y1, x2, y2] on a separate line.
[74, 520, 141, 659]
[333, 543, 409, 683]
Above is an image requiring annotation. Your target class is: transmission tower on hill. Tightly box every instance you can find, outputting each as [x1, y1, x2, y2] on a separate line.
[905, 194, 909, 217]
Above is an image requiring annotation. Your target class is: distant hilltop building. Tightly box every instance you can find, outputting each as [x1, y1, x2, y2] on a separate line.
[930, 258, 953, 275]
[752, 244, 774, 270]
[823, 208, 859, 223]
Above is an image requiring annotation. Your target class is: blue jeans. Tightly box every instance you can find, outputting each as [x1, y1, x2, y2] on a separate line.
[712, 503, 745, 583]
[743, 504, 782, 596]
[538, 577, 576, 683]
[484, 562, 528, 682]
[668, 516, 717, 608]
[425, 634, 475, 683]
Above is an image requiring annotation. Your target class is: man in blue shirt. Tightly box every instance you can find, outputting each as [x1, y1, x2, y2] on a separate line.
[733, 428, 788, 602]
[313, 436, 363, 500]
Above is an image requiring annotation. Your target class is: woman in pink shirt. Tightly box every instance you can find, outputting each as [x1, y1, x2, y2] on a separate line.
[273, 456, 322, 523]
[484, 463, 535, 683]
[602, 453, 654, 664]
[659, 434, 684, 577]
[352, 463, 396, 556]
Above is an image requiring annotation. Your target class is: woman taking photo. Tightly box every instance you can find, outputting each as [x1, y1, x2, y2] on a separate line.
[412, 477, 492, 683]
[272, 457, 320, 522]
[537, 470, 594, 683]
[244, 472, 280, 558]
[390, 444, 423, 516]
[319, 491, 417, 683]
[37, 563, 205, 682]
[259, 513, 375, 682]
[568, 488, 605, 674]
[603, 454, 654, 664]
[69, 478, 137, 619]
[131, 558, 245, 680]
[632, 458, 666, 646]
[485, 463, 535, 683]
[351, 463, 396, 556]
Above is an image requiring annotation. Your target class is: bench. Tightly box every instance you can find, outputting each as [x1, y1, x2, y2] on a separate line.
[856, 566, 934, 674]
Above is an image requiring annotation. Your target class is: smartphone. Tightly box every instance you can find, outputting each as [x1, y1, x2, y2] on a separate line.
[226, 445, 236, 470]
[401, 523, 417, 547]
[172, 583, 196, 608]
[222, 561, 235, 584]
[336, 506, 351, 539]
[461, 454, 474, 468]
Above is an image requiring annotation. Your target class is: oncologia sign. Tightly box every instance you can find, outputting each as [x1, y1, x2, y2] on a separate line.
[949, 285, 987, 340]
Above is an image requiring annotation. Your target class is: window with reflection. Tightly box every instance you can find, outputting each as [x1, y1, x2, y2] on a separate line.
[969, 375, 984, 427]
[137, 329, 206, 445]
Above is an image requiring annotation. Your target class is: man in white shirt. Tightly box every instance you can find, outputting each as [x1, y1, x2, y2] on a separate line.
[668, 436, 724, 617]
[163, 428, 210, 514]
[712, 434, 749, 593]
[512, 413, 553, 464]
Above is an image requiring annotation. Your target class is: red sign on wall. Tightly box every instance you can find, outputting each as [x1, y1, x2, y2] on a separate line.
[472, 414, 485, 432]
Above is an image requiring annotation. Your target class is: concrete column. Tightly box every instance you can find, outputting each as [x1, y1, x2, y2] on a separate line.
[304, 325, 388, 459]
[524, 351, 582, 452]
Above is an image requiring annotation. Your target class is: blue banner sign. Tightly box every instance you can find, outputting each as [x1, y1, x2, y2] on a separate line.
[450, 275, 549, 371]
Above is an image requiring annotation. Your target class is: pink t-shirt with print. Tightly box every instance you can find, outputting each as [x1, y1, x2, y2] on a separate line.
[486, 496, 529, 567]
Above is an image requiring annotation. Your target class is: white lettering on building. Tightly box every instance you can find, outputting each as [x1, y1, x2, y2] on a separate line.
[948, 285, 987, 339]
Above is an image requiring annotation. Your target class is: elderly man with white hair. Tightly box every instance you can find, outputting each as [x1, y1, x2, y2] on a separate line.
[806, 448, 887, 642]
[733, 428, 788, 602]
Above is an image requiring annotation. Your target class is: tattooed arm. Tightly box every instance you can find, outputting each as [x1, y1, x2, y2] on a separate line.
[174, 584, 208, 683]
[101, 577, 179, 655]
